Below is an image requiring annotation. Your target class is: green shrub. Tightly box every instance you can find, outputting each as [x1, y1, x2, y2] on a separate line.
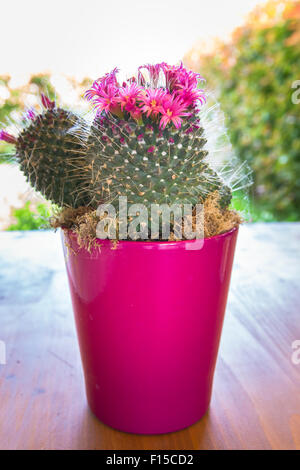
[7, 201, 50, 231]
[187, 1, 300, 221]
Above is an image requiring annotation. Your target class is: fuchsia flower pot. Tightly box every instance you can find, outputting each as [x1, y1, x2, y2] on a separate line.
[62, 227, 238, 434]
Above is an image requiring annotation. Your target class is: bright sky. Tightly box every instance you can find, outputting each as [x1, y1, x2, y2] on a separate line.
[1, 0, 268, 84]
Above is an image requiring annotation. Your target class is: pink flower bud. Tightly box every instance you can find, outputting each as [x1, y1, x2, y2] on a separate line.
[41, 94, 55, 110]
[0, 130, 16, 144]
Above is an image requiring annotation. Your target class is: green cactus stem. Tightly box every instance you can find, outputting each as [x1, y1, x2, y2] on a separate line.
[82, 114, 232, 210]
[1, 96, 89, 208]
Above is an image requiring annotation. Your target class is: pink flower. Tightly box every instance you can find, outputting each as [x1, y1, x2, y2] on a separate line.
[41, 94, 55, 110]
[137, 70, 146, 87]
[159, 95, 190, 130]
[85, 64, 206, 125]
[87, 82, 120, 114]
[85, 68, 119, 102]
[85, 68, 120, 114]
[104, 67, 119, 84]
[175, 85, 206, 108]
[140, 88, 167, 117]
[138, 63, 206, 112]
[138, 63, 166, 87]
[88, 68, 119, 95]
[24, 108, 36, 121]
[0, 130, 17, 144]
[117, 83, 143, 113]
[163, 63, 203, 91]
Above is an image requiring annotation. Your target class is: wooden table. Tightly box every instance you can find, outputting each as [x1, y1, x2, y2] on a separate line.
[0, 223, 299, 450]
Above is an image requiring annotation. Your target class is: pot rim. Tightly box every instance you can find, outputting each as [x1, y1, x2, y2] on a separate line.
[63, 225, 238, 248]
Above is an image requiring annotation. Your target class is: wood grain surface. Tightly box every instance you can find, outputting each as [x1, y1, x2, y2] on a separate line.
[0, 223, 299, 450]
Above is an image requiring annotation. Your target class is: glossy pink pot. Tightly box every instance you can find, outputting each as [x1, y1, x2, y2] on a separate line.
[62, 227, 238, 434]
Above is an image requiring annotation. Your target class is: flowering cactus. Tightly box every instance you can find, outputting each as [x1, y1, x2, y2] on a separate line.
[83, 63, 232, 209]
[1, 64, 233, 215]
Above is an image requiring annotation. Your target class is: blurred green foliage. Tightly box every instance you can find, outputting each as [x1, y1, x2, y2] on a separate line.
[7, 201, 50, 231]
[29, 74, 56, 100]
[186, 0, 300, 221]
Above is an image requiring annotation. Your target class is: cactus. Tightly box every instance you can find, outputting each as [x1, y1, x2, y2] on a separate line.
[0, 95, 89, 208]
[83, 113, 231, 210]
[1, 64, 234, 232]
[82, 64, 232, 211]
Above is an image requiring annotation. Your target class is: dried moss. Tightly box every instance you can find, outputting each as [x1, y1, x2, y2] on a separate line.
[51, 192, 241, 249]
[203, 192, 241, 238]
